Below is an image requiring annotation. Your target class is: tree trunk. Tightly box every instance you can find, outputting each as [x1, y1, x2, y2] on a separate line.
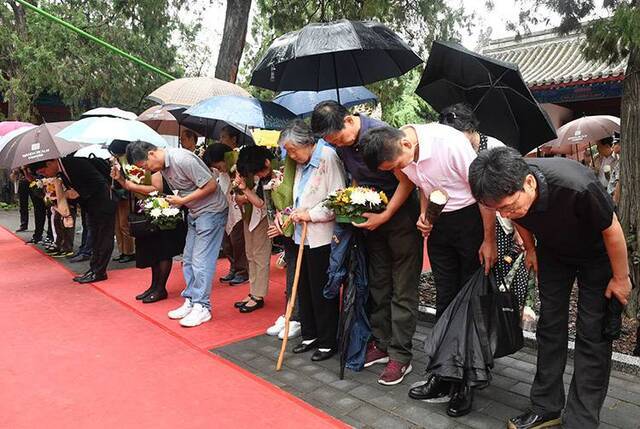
[619, 45, 640, 284]
[214, 0, 252, 83]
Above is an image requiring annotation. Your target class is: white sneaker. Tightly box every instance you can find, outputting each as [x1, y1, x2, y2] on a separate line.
[278, 321, 301, 340]
[266, 315, 286, 336]
[168, 299, 193, 320]
[179, 303, 211, 327]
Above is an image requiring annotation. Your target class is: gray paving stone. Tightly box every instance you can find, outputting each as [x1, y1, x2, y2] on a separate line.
[490, 373, 520, 390]
[508, 382, 532, 397]
[368, 394, 403, 411]
[600, 401, 640, 428]
[330, 378, 361, 392]
[298, 363, 324, 375]
[347, 404, 389, 426]
[311, 368, 342, 384]
[454, 412, 505, 429]
[330, 396, 367, 415]
[349, 384, 386, 402]
[478, 400, 520, 422]
[496, 366, 534, 384]
[370, 414, 411, 429]
[393, 404, 458, 429]
[308, 385, 349, 407]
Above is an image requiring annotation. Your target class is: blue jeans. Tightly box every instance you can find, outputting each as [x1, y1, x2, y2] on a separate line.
[181, 210, 227, 309]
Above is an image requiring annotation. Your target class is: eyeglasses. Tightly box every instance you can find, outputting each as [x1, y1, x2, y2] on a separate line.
[497, 190, 524, 214]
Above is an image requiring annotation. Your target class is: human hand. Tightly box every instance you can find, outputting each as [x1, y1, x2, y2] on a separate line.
[353, 211, 388, 230]
[605, 275, 632, 305]
[110, 165, 121, 181]
[165, 195, 185, 207]
[233, 175, 247, 191]
[478, 238, 497, 274]
[234, 193, 248, 205]
[416, 214, 433, 237]
[524, 248, 538, 274]
[290, 209, 311, 224]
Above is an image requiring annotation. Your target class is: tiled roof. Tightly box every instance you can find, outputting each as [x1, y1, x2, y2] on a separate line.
[482, 28, 627, 88]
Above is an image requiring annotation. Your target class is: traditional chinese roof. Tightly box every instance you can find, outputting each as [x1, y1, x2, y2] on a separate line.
[482, 27, 627, 89]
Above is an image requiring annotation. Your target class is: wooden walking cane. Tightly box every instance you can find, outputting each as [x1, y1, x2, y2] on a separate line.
[276, 221, 308, 371]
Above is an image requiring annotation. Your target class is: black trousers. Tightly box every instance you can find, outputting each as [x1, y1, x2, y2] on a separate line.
[366, 195, 423, 363]
[17, 179, 30, 229]
[298, 244, 339, 349]
[531, 248, 613, 429]
[29, 187, 46, 241]
[87, 204, 116, 276]
[222, 221, 248, 276]
[427, 203, 484, 318]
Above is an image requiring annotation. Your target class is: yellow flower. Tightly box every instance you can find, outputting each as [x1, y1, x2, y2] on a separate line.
[379, 191, 388, 205]
[158, 198, 170, 209]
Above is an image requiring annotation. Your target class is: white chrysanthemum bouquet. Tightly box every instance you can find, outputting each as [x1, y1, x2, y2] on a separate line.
[139, 191, 182, 230]
[324, 186, 388, 224]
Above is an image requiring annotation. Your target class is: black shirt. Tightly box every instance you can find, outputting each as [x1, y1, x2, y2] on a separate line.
[335, 114, 399, 197]
[59, 157, 115, 214]
[515, 158, 615, 263]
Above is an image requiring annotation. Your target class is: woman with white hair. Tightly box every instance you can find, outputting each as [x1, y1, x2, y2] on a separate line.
[268, 119, 347, 362]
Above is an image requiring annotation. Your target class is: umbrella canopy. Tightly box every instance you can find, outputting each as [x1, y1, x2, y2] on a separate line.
[549, 115, 620, 147]
[183, 96, 296, 131]
[273, 86, 378, 117]
[74, 144, 112, 159]
[147, 77, 251, 106]
[0, 124, 36, 154]
[82, 107, 137, 120]
[0, 122, 80, 169]
[416, 40, 556, 154]
[56, 116, 167, 147]
[137, 104, 186, 135]
[250, 20, 422, 95]
[0, 121, 33, 137]
[170, 106, 254, 144]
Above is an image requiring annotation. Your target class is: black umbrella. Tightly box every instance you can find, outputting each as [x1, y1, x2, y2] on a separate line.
[167, 106, 255, 145]
[250, 20, 422, 101]
[416, 40, 556, 154]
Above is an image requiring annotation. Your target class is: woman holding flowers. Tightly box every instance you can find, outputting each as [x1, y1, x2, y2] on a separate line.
[268, 120, 347, 362]
[109, 140, 186, 304]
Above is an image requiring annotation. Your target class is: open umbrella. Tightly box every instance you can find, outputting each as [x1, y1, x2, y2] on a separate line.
[74, 144, 112, 159]
[0, 121, 33, 137]
[183, 96, 295, 131]
[549, 115, 619, 147]
[250, 20, 422, 101]
[0, 122, 80, 169]
[273, 86, 378, 118]
[416, 40, 556, 154]
[324, 223, 370, 378]
[0, 124, 36, 153]
[56, 116, 167, 147]
[82, 107, 137, 120]
[137, 104, 186, 135]
[147, 77, 251, 106]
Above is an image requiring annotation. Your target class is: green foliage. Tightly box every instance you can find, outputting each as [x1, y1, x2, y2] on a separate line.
[240, 0, 471, 125]
[0, 0, 199, 121]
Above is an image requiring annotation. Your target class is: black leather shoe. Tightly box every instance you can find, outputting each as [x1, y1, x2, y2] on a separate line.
[311, 349, 335, 361]
[447, 384, 473, 418]
[507, 410, 562, 429]
[77, 272, 108, 284]
[142, 289, 168, 303]
[16, 226, 27, 232]
[73, 270, 93, 282]
[239, 297, 264, 313]
[293, 340, 317, 354]
[26, 237, 42, 244]
[136, 286, 155, 300]
[112, 254, 124, 262]
[408, 375, 451, 403]
[68, 254, 91, 263]
[118, 254, 135, 263]
[229, 274, 249, 285]
[234, 295, 253, 308]
[220, 271, 236, 283]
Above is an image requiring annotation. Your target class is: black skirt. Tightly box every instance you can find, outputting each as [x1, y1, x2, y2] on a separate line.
[135, 222, 186, 268]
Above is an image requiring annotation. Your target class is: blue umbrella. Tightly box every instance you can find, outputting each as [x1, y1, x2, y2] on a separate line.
[56, 117, 167, 147]
[273, 86, 378, 117]
[182, 96, 296, 130]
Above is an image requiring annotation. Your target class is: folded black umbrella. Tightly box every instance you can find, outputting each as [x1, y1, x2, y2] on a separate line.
[416, 40, 556, 154]
[251, 20, 422, 99]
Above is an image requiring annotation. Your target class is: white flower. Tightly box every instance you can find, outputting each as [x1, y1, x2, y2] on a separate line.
[150, 208, 162, 218]
[350, 190, 367, 205]
[149, 191, 159, 197]
[162, 207, 180, 217]
[364, 190, 381, 206]
[145, 201, 154, 209]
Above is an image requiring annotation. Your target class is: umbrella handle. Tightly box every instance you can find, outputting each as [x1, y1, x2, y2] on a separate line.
[276, 221, 308, 371]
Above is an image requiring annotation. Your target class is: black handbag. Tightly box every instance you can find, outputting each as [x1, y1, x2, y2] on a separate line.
[128, 212, 157, 238]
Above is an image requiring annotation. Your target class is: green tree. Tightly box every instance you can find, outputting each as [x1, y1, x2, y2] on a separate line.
[0, 0, 199, 121]
[240, 0, 470, 124]
[513, 0, 640, 283]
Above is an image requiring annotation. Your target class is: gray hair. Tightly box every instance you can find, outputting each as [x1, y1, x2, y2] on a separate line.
[126, 140, 158, 164]
[278, 119, 316, 148]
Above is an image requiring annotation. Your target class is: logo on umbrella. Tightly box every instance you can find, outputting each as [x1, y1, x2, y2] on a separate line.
[31, 143, 40, 151]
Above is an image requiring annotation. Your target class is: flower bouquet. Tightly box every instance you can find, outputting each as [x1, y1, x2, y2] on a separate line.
[139, 191, 182, 230]
[324, 186, 388, 224]
[123, 164, 147, 184]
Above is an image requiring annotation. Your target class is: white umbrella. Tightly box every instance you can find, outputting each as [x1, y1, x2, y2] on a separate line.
[74, 144, 112, 159]
[147, 77, 251, 106]
[550, 115, 620, 147]
[82, 107, 138, 120]
[56, 117, 167, 147]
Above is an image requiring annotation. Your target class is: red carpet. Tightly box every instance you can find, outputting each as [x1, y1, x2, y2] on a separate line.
[0, 227, 346, 429]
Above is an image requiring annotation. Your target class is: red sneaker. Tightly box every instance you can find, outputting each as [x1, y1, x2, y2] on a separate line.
[378, 360, 412, 386]
[364, 341, 389, 368]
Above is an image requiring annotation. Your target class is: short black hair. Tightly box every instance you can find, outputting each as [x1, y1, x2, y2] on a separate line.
[108, 139, 131, 156]
[310, 100, 349, 137]
[469, 146, 530, 205]
[236, 145, 274, 177]
[360, 126, 405, 171]
[28, 160, 48, 171]
[439, 103, 479, 133]
[202, 143, 232, 166]
[126, 141, 158, 165]
[598, 136, 614, 147]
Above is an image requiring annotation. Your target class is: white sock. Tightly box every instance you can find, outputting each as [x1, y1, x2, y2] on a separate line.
[318, 348, 331, 352]
[302, 338, 317, 345]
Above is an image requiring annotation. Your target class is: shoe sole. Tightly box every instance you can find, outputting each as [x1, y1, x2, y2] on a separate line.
[180, 314, 212, 327]
[507, 418, 562, 429]
[168, 311, 192, 320]
[364, 356, 390, 368]
[416, 395, 451, 404]
[378, 364, 413, 386]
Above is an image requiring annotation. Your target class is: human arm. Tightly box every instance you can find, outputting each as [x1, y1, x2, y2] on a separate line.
[233, 175, 264, 208]
[166, 178, 217, 207]
[416, 190, 432, 236]
[53, 178, 70, 218]
[355, 169, 414, 231]
[514, 223, 537, 273]
[112, 165, 162, 195]
[478, 206, 497, 274]
[602, 213, 631, 305]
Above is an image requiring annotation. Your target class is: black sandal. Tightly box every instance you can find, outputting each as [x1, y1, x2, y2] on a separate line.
[239, 297, 264, 313]
[234, 294, 253, 308]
